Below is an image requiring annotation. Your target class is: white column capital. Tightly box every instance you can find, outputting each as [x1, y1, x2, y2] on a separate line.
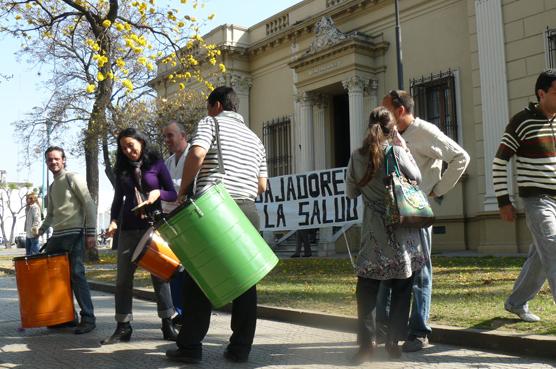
[342, 76, 368, 94]
[230, 73, 253, 93]
[313, 94, 329, 109]
[368, 79, 379, 94]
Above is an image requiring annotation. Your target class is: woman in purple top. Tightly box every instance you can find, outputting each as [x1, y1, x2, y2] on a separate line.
[102, 128, 179, 345]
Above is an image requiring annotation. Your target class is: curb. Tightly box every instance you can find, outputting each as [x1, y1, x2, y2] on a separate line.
[2, 267, 555, 359]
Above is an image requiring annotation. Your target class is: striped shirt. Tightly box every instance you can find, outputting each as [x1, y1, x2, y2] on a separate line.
[191, 111, 268, 200]
[492, 102, 556, 207]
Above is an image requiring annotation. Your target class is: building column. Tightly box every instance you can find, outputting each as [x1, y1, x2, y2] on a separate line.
[342, 76, 369, 153]
[369, 79, 379, 110]
[313, 94, 328, 170]
[297, 92, 315, 172]
[230, 74, 253, 126]
[475, 0, 511, 211]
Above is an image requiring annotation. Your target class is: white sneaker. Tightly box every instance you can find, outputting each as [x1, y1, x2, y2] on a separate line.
[504, 304, 541, 322]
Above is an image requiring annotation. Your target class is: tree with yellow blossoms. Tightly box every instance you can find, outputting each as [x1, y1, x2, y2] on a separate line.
[1, 0, 224, 205]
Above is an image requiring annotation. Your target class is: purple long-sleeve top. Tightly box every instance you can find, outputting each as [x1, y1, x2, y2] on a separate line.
[110, 159, 177, 230]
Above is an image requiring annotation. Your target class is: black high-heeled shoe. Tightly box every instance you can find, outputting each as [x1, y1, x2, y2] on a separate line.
[100, 322, 132, 345]
[161, 318, 178, 341]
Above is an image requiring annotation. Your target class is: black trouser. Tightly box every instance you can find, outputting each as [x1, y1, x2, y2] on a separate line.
[356, 275, 414, 347]
[176, 200, 259, 357]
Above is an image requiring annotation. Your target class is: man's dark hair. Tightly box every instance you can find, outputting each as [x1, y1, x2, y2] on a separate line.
[207, 86, 239, 112]
[44, 146, 66, 160]
[534, 69, 556, 101]
[388, 89, 415, 115]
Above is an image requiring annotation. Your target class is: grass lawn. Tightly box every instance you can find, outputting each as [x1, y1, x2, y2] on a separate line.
[3, 252, 556, 335]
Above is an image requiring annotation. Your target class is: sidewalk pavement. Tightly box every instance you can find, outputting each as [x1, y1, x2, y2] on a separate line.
[2, 274, 556, 369]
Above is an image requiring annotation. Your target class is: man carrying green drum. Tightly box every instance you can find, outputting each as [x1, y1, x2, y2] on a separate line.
[165, 86, 268, 364]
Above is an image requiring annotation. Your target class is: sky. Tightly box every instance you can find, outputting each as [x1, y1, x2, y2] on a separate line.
[0, 0, 301, 213]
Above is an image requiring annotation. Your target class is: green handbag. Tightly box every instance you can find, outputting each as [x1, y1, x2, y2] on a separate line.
[384, 146, 435, 228]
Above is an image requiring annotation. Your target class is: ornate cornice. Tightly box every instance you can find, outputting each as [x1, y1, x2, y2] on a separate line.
[306, 16, 347, 55]
[289, 32, 388, 71]
[247, 0, 379, 55]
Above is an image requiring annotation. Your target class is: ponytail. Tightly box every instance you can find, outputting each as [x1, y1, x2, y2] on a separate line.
[357, 106, 395, 186]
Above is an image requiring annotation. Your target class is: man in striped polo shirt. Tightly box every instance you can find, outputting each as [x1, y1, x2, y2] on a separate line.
[493, 69, 556, 322]
[166, 86, 267, 364]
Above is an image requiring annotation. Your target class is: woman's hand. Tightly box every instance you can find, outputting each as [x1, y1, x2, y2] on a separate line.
[145, 189, 161, 205]
[106, 221, 118, 238]
[392, 128, 408, 149]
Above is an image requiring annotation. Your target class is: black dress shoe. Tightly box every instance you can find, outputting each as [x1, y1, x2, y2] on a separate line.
[161, 318, 178, 341]
[223, 349, 249, 363]
[166, 348, 202, 363]
[100, 323, 132, 345]
[350, 341, 375, 365]
[386, 341, 402, 359]
[172, 315, 183, 330]
[74, 321, 96, 334]
[290, 254, 300, 258]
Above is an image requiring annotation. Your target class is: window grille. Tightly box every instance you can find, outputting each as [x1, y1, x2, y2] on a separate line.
[410, 70, 458, 142]
[262, 116, 292, 176]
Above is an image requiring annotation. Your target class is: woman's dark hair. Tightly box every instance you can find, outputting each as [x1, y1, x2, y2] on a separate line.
[114, 127, 161, 176]
[357, 106, 395, 186]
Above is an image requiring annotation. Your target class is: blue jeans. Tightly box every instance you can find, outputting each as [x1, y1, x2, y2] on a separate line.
[376, 226, 432, 338]
[506, 196, 556, 311]
[46, 233, 95, 323]
[25, 237, 40, 255]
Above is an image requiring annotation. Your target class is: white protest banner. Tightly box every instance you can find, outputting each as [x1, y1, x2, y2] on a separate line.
[255, 167, 362, 231]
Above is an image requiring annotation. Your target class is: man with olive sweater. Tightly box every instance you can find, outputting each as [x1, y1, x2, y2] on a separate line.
[39, 146, 97, 334]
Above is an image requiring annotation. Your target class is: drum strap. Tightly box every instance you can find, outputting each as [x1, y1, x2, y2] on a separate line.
[211, 116, 226, 175]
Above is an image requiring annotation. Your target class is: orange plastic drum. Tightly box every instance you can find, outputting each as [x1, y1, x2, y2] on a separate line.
[132, 227, 182, 282]
[14, 253, 75, 328]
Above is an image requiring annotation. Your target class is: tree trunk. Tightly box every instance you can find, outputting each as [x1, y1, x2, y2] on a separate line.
[102, 135, 115, 187]
[9, 213, 17, 244]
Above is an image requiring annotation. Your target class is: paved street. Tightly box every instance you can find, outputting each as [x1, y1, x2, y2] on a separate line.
[1, 275, 555, 368]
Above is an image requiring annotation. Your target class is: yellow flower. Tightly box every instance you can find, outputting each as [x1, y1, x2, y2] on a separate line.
[122, 79, 134, 92]
[137, 57, 147, 65]
[102, 19, 111, 28]
[86, 84, 96, 93]
[115, 22, 124, 31]
[146, 63, 154, 71]
[208, 14, 215, 20]
[218, 63, 226, 73]
[97, 72, 105, 81]
[180, 0, 187, 3]
[15, 14, 22, 20]
[107, 71, 114, 79]
[116, 58, 125, 68]
[179, 83, 185, 90]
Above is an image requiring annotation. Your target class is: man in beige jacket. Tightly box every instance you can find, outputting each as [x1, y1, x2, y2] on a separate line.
[381, 90, 470, 352]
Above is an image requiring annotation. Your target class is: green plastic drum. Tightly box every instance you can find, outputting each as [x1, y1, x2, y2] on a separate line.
[157, 183, 278, 308]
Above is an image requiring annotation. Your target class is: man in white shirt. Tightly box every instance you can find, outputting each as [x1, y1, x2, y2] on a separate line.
[162, 121, 190, 214]
[162, 121, 190, 325]
[381, 90, 470, 352]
